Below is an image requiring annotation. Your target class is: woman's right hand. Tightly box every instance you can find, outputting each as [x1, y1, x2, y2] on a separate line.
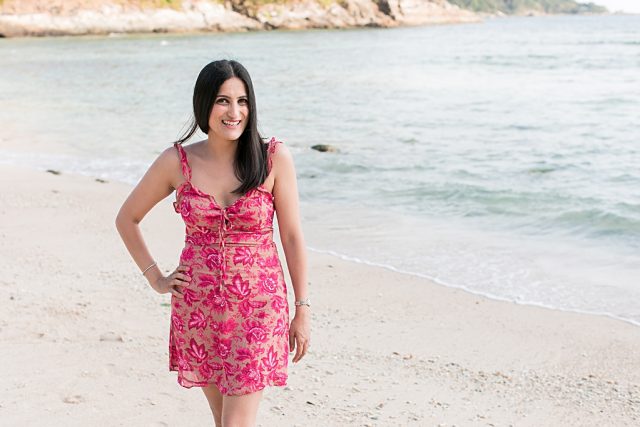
[152, 264, 192, 297]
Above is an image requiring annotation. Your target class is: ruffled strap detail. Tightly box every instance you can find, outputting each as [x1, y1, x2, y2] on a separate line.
[174, 142, 192, 182]
[267, 137, 282, 175]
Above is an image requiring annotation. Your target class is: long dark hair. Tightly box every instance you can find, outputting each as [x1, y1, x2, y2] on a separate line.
[174, 60, 268, 196]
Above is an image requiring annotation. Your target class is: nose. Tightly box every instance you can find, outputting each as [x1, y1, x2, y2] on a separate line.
[228, 101, 241, 119]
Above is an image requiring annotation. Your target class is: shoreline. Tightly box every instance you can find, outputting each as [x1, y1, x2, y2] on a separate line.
[0, 0, 481, 38]
[308, 246, 640, 330]
[2, 163, 639, 425]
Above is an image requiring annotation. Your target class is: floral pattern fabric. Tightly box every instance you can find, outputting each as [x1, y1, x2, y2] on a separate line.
[169, 137, 289, 396]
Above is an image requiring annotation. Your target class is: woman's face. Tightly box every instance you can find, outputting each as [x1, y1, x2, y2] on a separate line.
[209, 77, 249, 141]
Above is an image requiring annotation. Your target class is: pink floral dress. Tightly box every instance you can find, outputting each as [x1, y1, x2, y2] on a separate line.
[168, 137, 289, 396]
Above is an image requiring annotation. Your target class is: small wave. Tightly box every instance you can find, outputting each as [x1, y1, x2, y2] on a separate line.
[575, 40, 640, 46]
[400, 137, 418, 145]
[552, 208, 640, 236]
[503, 124, 542, 131]
[610, 173, 637, 182]
[527, 166, 555, 174]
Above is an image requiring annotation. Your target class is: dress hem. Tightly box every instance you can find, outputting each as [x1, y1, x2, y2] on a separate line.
[169, 367, 288, 396]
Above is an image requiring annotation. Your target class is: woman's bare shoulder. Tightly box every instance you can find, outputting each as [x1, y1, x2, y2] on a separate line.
[155, 144, 181, 167]
[150, 144, 186, 189]
[270, 138, 292, 163]
[180, 139, 207, 157]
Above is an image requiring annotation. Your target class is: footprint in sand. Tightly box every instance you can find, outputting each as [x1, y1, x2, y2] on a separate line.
[62, 395, 84, 404]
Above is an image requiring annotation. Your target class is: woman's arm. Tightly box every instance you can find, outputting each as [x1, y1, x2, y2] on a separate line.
[272, 143, 310, 362]
[115, 146, 189, 296]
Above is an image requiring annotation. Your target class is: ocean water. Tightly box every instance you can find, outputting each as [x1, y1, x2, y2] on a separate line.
[1, 15, 639, 325]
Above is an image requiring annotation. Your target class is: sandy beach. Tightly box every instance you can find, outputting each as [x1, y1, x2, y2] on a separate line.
[1, 164, 639, 426]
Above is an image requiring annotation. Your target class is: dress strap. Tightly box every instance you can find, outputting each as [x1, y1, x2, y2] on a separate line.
[266, 137, 281, 175]
[174, 143, 192, 182]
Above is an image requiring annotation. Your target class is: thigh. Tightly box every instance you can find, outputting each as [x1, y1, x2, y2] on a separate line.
[202, 384, 224, 426]
[222, 389, 264, 427]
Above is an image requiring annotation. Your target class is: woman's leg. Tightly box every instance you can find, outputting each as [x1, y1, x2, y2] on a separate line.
[221, 389, 264, 427]
[202, 384, 224, 427]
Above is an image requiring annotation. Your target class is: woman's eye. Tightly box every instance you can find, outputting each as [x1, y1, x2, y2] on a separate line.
[239, 99, 248, 105]
[216, 98, 228, 104]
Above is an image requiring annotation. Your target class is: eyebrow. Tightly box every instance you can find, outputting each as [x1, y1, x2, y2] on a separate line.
[216, 94, 248, 99]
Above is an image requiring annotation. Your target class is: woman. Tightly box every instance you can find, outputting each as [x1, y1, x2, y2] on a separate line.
[115, 59, 310, 427]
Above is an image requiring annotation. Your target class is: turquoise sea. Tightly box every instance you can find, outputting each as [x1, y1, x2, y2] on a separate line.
[1, 15, 639, 325]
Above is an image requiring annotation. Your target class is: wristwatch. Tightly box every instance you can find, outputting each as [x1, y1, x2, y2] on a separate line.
[295, 298, 311, 307]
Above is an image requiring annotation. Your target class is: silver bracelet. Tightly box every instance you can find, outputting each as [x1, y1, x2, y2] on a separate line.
[295, 298, 311, 307]
[141, 261, 157, 276]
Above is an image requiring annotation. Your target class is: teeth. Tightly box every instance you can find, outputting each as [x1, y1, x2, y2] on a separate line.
[223, 120, 240, 126]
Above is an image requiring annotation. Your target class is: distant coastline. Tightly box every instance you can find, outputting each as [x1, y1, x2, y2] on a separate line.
[0, 0, 481, 38]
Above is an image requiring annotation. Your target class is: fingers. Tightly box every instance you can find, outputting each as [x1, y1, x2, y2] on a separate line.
[291, 334, 310, 363]
[289, 332, 295, 353]
[293, 340, 307, 363]
[175, 264, 191, 274]
[292, 340, 302, 363]
[169, 283, 189, 297]
[172, 273, 191, 283]
[168, 265, 191, 298]
[173, 265, 191, 279]
[169, 286, 183, 298]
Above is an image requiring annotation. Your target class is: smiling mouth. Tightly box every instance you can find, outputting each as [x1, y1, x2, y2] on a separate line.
[222, 120, 241, 127]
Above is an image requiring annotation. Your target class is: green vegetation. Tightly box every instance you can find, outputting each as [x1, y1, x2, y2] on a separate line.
[316, 0, 338, 8]
[239, 0, 289, 7]
[448, 0, 607, 14]
[113, 0, 225, 10]
[109, 0, 185, 10]
[141, 0, 187, 10]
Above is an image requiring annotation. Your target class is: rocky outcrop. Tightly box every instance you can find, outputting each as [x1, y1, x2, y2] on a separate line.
[0, 0, 480, 37]
[0, 1, 261, 37]
[381, 0, 479, 25]
[250, 0, 392, 29]
[248, 0, 478, 29]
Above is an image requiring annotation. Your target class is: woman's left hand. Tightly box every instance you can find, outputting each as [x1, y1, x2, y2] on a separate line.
[289, 309, 311, 363]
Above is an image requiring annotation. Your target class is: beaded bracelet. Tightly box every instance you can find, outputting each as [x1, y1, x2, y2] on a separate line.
[295, 298, 311, 307]
[141, 261, 157, 276]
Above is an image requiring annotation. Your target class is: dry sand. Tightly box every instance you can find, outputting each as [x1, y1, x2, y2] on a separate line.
[1, 164, 639, 426]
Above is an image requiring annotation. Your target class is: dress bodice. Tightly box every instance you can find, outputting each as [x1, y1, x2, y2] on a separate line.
[172, 137, 282, 293]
